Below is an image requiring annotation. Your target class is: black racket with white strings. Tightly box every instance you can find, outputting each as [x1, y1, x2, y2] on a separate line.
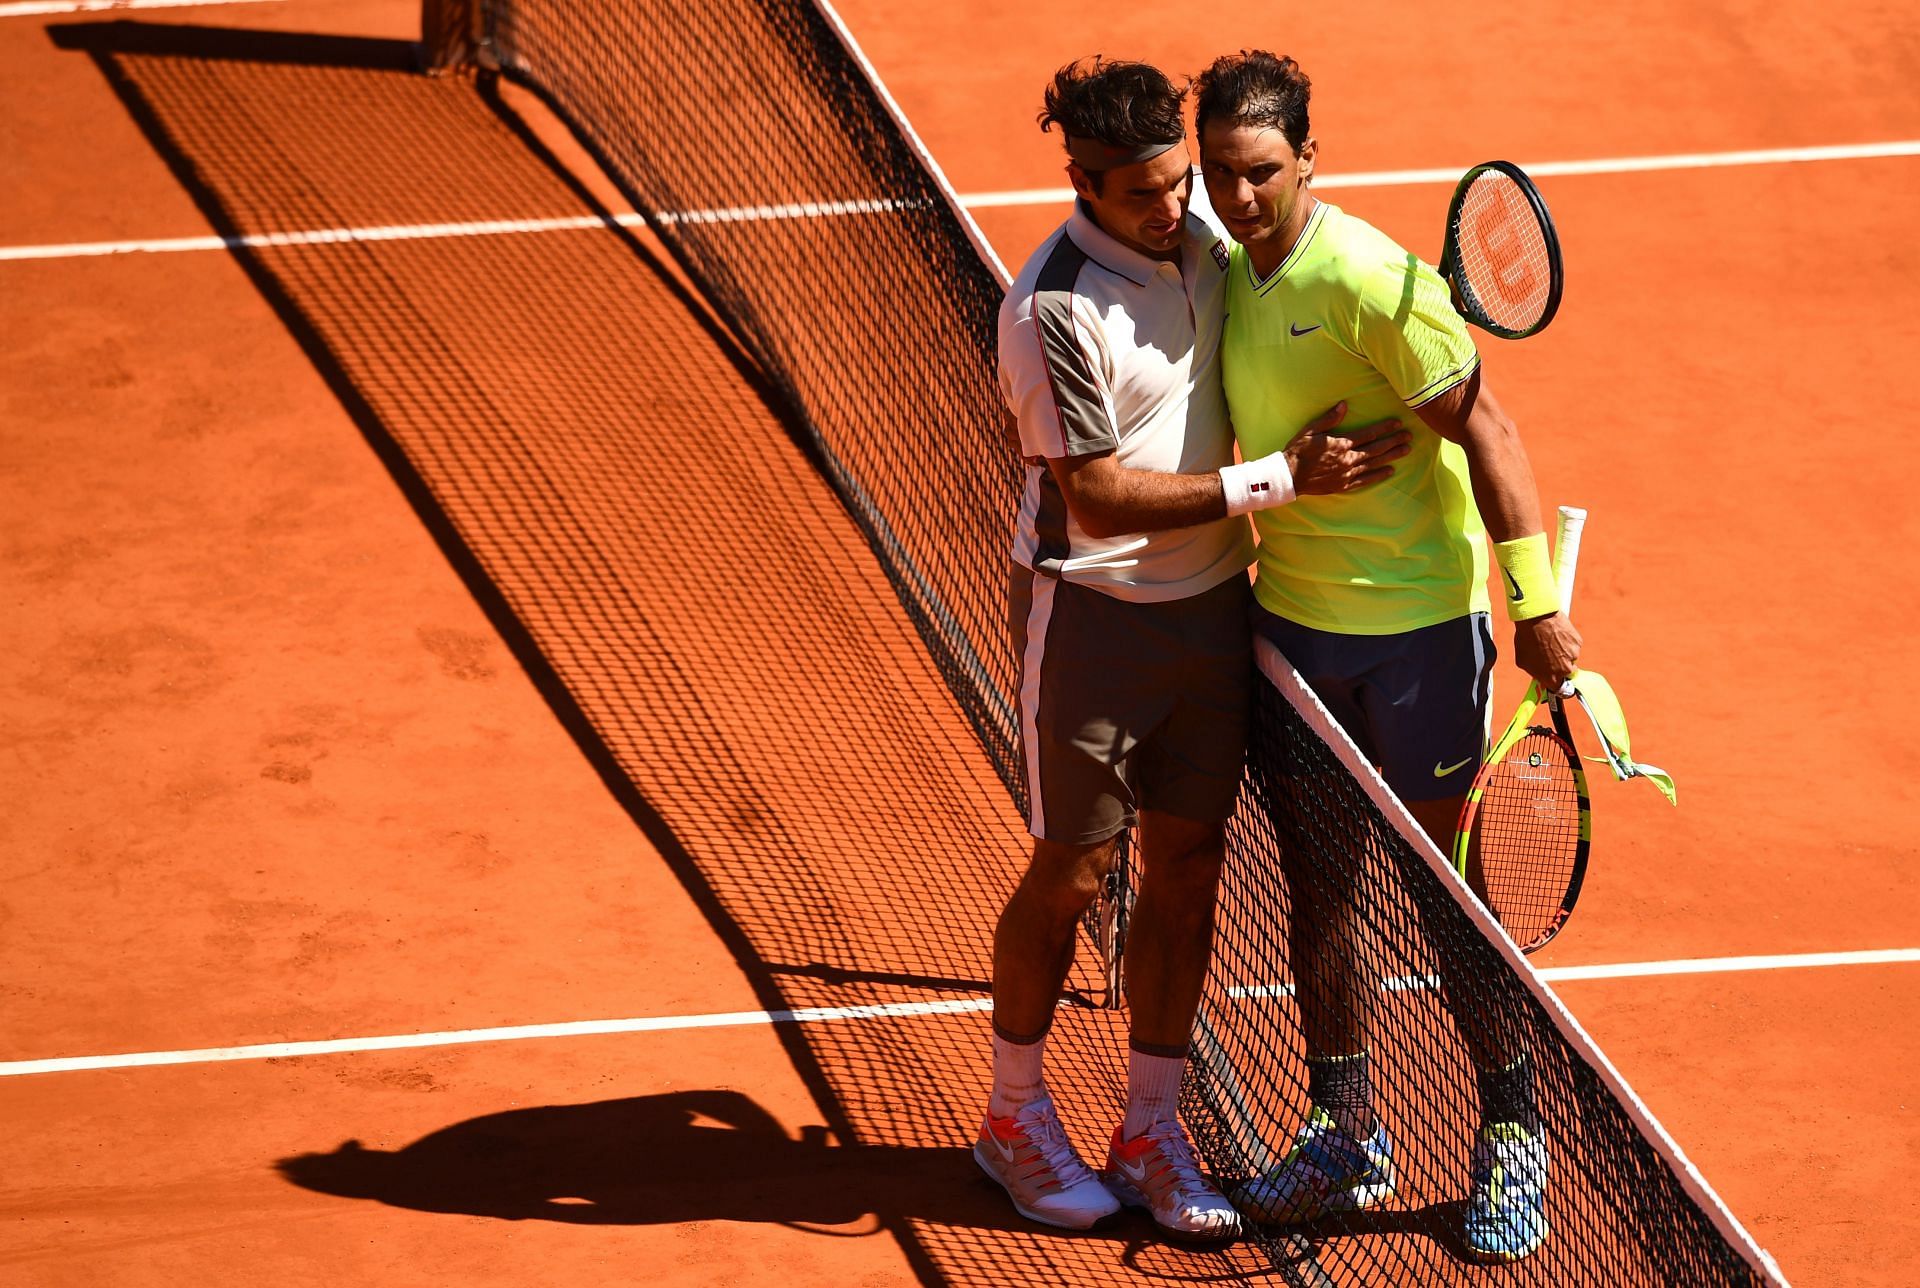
[1437, 161, 1564, 340]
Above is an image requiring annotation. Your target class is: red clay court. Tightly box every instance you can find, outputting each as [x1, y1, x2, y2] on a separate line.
[3, 1, 1918, 1285]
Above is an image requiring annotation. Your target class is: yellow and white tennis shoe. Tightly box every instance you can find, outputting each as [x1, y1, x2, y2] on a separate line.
[1103, 1119, 1243, 1243]
[973, 1096, 1121, 1230]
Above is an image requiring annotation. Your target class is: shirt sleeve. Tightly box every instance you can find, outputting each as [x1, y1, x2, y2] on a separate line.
[998, 296, 1118, 460]
[1353, 253, 1480, 409]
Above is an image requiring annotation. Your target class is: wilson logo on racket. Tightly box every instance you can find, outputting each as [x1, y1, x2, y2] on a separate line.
[1437, 160, 1564, 341]
[1471, 208, 1541, 299]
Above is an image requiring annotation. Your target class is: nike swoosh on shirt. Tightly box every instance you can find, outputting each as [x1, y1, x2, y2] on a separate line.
[1434, 756, 1475, 778]
[1290, 322, 1321, 336]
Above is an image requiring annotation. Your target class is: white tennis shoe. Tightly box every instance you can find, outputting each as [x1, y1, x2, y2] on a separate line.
[973, 1095, 1121, 1230]
[1103, 1118, 1243, 1242]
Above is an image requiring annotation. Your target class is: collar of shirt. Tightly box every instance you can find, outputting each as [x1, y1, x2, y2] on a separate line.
[1065, 199, 1191, 287]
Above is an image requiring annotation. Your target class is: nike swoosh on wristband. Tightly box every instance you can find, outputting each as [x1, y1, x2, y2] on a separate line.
[1434, 756, 1474, 777]
[1501, 565, 1525, 601]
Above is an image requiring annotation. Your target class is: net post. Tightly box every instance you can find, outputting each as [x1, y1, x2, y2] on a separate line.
[419, 0, 485, 74]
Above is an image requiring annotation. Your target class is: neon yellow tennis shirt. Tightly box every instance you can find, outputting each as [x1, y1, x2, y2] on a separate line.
[1224, 201, 1489, 635]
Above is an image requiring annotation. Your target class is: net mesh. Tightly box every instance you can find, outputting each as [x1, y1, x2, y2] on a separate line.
[1197, 650, 1773, 1282]
[451, 0, 1772, 1281]
[482, 0, 1026, 784]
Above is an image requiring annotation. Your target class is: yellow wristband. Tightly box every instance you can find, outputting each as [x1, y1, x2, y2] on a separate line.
[1493, 532, 1561, 621]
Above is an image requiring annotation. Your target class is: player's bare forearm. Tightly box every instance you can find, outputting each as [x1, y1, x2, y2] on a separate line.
[1418, 369, 1582, 688]
[1048, 453, 1228, 538]
[1049, 404, 1410, 538]
[1415, 368, 1543, 543]
[1420, 370, 1551, 541]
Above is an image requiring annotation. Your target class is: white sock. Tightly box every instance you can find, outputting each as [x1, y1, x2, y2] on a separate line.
[1121, 1048, 1186, 1140]
[989, 1031, 1049, 1118]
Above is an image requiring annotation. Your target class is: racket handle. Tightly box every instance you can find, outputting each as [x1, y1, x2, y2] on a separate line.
[1551, 505, 1586, 699]
[1552, 505, 1587, 610]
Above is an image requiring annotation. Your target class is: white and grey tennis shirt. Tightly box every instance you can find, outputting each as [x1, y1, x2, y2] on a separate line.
[998, 200, 1252, 603]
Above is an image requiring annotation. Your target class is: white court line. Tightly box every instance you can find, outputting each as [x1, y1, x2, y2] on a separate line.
[659, 197, 925, 226]
[1540, 947, 1920, 984]
[6, 140, 1916, 265]
[2, 948, 1913, 1079]
[0, 214, 630, 263]
[0, 204, 929, 264]
[959, 139, 1920, 208]
[0, 0, 276, 18]
[1225, 948, 1920, 1002]
[0, 203, 930, 264]
[0, 998, 999, 1078]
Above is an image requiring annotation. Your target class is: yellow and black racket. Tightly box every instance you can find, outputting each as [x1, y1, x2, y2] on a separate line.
[1437, 161, 1564, 340]
[1453, 506, 1590, 952]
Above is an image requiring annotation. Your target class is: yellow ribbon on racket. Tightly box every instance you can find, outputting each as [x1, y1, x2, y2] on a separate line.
[1563, 670, 1678, 806]
[1488, 681, 1545, 765]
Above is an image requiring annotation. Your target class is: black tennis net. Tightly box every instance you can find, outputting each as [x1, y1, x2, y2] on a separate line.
[423, 1, 1782, 1281]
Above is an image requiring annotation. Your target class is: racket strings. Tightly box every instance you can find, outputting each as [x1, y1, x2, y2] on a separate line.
[1470, 728, 1581, 943]
[1454, 172, 1554, 332]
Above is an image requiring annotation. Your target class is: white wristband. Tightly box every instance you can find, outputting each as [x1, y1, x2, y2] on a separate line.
[1219, 453, 1296, 516]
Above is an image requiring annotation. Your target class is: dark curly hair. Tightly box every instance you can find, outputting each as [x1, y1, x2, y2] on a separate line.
[1038, 57, 1186, 191]
[1193, 50, 1312, 152]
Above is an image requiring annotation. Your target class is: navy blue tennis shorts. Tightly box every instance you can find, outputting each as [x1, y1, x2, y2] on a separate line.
[1254, 606, 1495, 803]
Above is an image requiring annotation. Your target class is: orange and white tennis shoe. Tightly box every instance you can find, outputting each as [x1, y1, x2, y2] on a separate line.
[1103, 1118, 1243, 1243]
[973, 1096, 1121, 1230]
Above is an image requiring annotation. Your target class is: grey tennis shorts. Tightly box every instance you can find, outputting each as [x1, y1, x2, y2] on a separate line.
[1253, 606, 1495, 803]
[1010, 564, 1253, 845]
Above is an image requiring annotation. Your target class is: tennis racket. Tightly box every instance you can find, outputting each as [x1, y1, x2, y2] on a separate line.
[1437, 161, 1564, 340]
[1452, 505, 1590, 953]
[1090, 828, 1132, 1009]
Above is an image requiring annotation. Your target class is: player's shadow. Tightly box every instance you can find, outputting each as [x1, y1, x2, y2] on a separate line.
[280, 1088, 1007, 1233]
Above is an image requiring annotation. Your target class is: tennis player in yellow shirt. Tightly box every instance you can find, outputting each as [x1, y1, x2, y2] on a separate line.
[1195, 51, 1580, 1262]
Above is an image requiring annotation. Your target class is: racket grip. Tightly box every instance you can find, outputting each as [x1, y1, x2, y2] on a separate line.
[1552, 505, 1587, 609]
[1551, 506, 1586, 698]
